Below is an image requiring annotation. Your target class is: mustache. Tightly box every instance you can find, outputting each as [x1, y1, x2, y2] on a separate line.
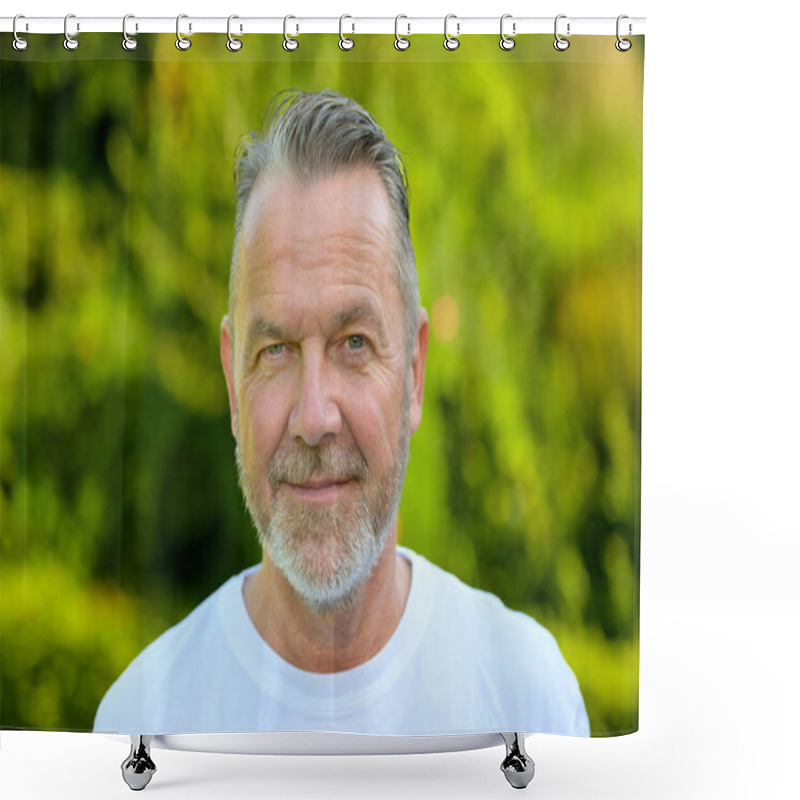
[268, 442, 368, 487]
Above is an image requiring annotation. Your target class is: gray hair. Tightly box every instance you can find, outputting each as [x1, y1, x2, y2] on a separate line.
[229, 89, 419, 359]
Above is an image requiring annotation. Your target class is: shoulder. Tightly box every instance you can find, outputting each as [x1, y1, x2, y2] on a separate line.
[93, 567, 255, 733]
[402, 546, 555, 649]
[400, 547, 589, 736]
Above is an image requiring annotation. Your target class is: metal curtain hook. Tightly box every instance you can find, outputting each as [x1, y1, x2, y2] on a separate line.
[394, 15, 410, 50]
[176, 13, 191, 50]
[12, 14, 29, 51]
[122, 14, 138, 50]
[554, 14, 570, 51]
[339, 14, 354, 50]
[283, 15, 299, 51]
[227, 15, 243, 51]
[444, 14, 460, 51]
[64, 13, 79, 50]
[499, 14, 515, 50]
[616, 14, 632, 51]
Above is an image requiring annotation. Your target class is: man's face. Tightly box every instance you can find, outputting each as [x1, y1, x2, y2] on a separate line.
[221, 167, 427, 614]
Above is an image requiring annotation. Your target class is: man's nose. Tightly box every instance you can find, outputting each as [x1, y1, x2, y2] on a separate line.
[288, 351, 342, 446]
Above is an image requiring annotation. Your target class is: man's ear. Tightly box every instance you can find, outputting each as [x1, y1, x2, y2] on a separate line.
[409, 308, 429, 435]
[220, 315, 238, 440]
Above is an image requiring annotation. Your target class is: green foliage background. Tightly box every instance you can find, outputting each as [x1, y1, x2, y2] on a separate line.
[1, 34, 642, 735]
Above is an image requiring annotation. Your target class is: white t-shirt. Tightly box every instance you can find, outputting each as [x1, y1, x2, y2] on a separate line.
[94, 547, 589, 737]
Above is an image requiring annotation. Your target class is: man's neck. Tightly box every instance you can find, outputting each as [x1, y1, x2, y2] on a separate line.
[242, 539, 412, 673]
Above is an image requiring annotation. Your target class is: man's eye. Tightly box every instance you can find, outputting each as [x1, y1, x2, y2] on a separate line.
[265, 343, 284, 356]
[346, 335, 365, 350]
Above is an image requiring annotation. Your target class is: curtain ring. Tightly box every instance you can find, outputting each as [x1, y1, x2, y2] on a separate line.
[339, 14, 354, 50]
[122, 14, 138, 51]
[394, 15, 410, 51]
[499, 14, 515, 51]
[227, 15, 243, 51]
[176, 13, 191, 51]
[64, 13, 79, 51]
[553, 14, 570, 51]
[616, 14, 632, 52]
[12, 14, 29, 51]
[443, 14, 460, 51]
[283, 15, 299, 51]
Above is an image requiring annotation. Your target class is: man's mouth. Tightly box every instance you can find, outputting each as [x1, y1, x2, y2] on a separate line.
[296, 477, 351, 489]
[282, 477, 355, 501]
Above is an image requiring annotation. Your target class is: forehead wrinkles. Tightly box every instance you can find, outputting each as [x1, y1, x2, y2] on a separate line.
[237, 168, 397, 289]
[239, 252, 394, 333]
[253, 234, 393, 300]
[236, 179, 401, 346]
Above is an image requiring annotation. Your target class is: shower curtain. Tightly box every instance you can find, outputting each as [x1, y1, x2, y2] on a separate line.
[1, 29, 643, 742]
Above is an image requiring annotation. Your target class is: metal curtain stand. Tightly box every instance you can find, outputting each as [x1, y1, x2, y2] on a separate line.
[120, 731, 535, 791]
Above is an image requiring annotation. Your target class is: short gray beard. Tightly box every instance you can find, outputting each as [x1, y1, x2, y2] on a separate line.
[235, 400, 410, 616]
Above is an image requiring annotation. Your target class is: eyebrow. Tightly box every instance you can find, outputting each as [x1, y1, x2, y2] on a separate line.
[243, 318, 286, 362]
[333, 302, 385, 338]
[242, 302, 387, 362]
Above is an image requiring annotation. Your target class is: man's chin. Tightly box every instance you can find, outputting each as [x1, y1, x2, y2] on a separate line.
[293, 537, 352, 582]
[265, 527, 385, 615]
[283, 556, 365, 615]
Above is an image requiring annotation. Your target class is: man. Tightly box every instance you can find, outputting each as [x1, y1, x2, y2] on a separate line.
[94, 90, 589, 737]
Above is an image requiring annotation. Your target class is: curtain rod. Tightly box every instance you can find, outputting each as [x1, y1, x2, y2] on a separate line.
[1, 15, 646, 37]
